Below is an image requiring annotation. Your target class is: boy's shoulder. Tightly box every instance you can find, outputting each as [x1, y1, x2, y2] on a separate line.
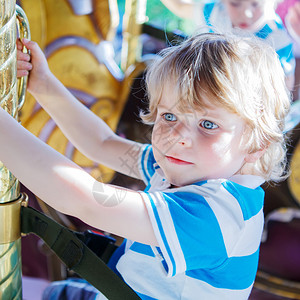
[157, 176, 265, 221]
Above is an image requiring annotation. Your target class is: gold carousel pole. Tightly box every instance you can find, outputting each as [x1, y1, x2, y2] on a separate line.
[121, 0, 147, 71]
[0, 1, 30, 299]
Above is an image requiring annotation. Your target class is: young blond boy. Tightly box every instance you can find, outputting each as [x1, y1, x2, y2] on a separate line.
[161, 0, 295, 90]
[2, 32, 290, 299]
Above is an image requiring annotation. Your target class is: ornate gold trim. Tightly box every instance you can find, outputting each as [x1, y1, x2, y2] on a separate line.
[0, 193, 28, 244]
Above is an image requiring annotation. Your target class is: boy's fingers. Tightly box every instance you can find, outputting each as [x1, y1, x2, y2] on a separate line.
[17, 70, 29, 78]
[290, 9, 300, 28]
[291, 3, 300, 17]
[295, 4, 300, 16]
[21, 38, 39, 53]
[17, 50, 30, 61]
[17, 60, 32, 71]
[295, 2, 300, 10]
[289, 9, 296, 21]
[16, 39, 23, 50]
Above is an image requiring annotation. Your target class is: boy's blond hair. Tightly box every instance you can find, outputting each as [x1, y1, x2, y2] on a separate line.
[141, 32, 291, 182]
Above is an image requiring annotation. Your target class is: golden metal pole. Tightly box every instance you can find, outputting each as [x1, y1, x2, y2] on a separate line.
[0, 2, 30, 299]
[121, 0, 147, 71]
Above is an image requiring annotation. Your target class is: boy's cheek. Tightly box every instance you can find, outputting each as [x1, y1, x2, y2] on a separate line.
[152, 124, 170, 147]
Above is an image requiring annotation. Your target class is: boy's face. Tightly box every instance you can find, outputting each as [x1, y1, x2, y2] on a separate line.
[151, 84, 250, 187]
[223, 0, 267, 31]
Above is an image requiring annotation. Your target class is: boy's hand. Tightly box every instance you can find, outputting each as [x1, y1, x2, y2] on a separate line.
[287, 2, 300, 37]
[17, 39, 31, 77]
[17, 38, 50, 95]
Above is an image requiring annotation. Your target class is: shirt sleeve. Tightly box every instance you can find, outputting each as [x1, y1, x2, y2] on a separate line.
[140, 186, 230, 277]
[277, 41, 296, 75]
[138, 144, 156, 186]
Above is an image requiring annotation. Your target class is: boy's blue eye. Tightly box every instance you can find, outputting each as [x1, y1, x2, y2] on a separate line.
[230, 1, 240, 7]
[163, 113, 177, 122]
[200, 120, 218, 130]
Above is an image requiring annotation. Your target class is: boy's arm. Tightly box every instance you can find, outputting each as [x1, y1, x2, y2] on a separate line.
[17, 39, 143, 179]
[0, 107, 157, 246]
[285, 73, 295, 91]
[160, 0, 195, 19]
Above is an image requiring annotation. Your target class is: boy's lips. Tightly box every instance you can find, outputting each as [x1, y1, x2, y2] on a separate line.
[238, 23, 249, 29]
[166, 156, 193, 165]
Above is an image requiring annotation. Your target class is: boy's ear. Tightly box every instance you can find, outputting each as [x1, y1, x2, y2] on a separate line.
[244, 148, 267, 163]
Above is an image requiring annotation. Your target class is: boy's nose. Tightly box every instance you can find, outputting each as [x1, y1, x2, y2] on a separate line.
[169, 124, 192, 147]
[177, 138, 192, 147]
[244, 8, 253, 18]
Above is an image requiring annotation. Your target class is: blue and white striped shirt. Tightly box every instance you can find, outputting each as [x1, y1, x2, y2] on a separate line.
[116, 145, 265, 299]
[194, 1, 295, 75]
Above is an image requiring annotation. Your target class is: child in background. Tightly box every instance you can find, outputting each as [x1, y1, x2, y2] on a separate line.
[161, 0, 296, 91]
[2, 32, 290, 299]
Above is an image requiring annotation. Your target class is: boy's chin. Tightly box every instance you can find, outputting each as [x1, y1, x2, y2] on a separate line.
[167, 176, 202, 188]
